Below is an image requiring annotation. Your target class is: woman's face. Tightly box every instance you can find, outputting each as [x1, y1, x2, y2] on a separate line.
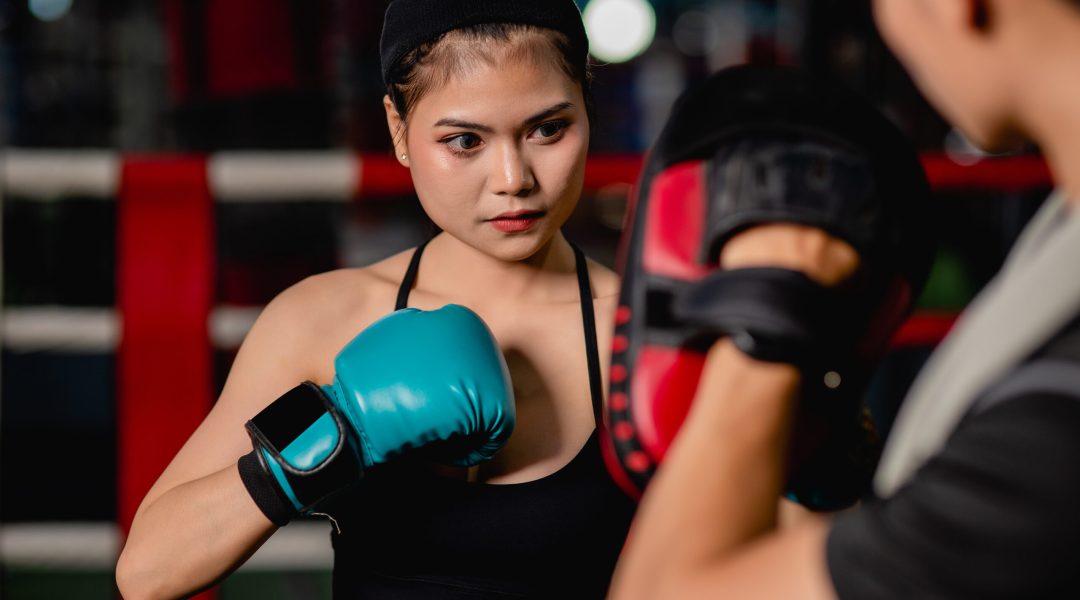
[390, 54, 589, 262]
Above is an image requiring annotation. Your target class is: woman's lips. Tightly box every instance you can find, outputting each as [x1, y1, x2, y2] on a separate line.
[488, 211, 544, 233]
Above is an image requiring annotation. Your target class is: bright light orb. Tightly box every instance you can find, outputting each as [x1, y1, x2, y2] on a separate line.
[584, 0, 656, 64]
[29, 0, 73, 22]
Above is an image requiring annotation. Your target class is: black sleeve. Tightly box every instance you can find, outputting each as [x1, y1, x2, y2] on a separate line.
[826, 392, 1080, 599]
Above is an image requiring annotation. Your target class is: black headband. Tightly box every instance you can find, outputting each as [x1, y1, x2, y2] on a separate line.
[380, 0, 589, 88]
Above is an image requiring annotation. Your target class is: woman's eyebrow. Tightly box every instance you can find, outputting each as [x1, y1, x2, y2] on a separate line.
[433, 118, 494, 132]
[522, 102, 575, 127]
[432, 102, 575, 132]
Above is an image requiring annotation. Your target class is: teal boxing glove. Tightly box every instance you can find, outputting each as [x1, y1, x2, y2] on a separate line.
[238, 304, 515, 525]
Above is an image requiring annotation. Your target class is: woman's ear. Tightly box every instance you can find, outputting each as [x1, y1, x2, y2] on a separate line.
[383, 95, 409, 167]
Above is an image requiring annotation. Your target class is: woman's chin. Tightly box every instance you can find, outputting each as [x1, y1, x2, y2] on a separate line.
[479, 229, 556, 263]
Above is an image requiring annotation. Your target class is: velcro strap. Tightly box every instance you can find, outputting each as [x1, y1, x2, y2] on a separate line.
[245, 382, 363, 512]
[671, 267, 848, 366]
[671, 268, 878, 511]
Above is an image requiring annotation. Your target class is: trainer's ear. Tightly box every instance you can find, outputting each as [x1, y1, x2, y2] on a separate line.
[383, 95, 409, 167]
[930, 0, 990, 35]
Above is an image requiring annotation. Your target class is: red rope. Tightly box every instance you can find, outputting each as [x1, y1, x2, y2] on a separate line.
[116, 156, 217, 600]
[920, 154, 1053, 192]
[890, 311, 960, 350]
[351, 152, 1052, 197]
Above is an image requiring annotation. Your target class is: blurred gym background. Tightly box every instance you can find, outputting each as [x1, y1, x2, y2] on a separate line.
[0, 0, 1052, 598]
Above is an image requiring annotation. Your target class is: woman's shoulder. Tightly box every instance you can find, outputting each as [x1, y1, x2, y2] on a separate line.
[196, 247, 420, 462]
[251, 247, 419, 345]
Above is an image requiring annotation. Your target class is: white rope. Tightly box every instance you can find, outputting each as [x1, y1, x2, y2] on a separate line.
[0, 522, 119, 569]
[2, 307, 119, 352]
[208, 152, 358, 201]
[0, 521, 333, 570]
[2, 306, 261, 351]
[0, 149, 363, 201]
[1, 149, 121, 199]
[209, 305, 261, 349]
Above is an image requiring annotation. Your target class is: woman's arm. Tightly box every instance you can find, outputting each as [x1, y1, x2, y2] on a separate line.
[115, 276, 347, 599]
[115, 463, 277, 599]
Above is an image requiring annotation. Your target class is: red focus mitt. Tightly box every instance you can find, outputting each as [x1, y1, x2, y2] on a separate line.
[602, 65, 935, 510]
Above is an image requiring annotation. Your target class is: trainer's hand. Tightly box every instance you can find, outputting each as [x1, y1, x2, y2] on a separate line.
[715, 223, 879, 510]
[720, 223, 861, 286]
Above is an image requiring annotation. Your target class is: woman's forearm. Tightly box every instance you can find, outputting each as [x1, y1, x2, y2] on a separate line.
[116, 463, 277, 600]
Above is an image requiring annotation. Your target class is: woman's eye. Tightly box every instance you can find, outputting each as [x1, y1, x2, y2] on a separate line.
[534, 121, 568, 141]
[445, 133, 482, 153]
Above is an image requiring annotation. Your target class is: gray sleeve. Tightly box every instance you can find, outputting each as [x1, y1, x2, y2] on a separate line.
[826, 390, 1080, 599]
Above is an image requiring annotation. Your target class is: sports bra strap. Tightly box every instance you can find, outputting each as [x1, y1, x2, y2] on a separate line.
[395, 239, 429, 311]
[572, 244, 605, 426]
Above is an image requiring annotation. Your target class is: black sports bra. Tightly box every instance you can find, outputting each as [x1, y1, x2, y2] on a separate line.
[326, 241, 636, 598]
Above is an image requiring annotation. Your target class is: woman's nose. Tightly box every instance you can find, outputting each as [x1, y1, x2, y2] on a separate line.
[490, 143, 535, 197]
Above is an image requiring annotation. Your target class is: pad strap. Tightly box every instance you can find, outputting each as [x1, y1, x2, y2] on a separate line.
[672, 268, 876, 510]
[672, 268, 853, 368]
[242, 382, 363, 520]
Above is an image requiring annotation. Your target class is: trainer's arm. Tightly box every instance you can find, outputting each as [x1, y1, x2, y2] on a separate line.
[115, 281, 330, 600]
[609, 341, 836, 599]
[609, 225, 852, 600]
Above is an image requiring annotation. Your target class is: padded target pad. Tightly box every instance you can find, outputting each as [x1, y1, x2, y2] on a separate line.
[600, 65, 936, 508]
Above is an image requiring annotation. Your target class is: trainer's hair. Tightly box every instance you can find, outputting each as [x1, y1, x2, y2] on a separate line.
[385, 23, 593, 130]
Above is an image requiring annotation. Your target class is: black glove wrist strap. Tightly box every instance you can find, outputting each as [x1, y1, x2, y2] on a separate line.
[238, 450, 296, 526]
[240, 382, 364, 523]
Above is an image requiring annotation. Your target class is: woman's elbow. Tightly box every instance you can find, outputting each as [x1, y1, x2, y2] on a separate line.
[115, 542, 173, 600]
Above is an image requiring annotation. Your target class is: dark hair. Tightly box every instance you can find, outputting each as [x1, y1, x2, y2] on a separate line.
[385, 22, 594, 128]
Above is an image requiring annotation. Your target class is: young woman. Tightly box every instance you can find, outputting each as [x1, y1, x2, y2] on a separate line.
[116, 1, 636, 598]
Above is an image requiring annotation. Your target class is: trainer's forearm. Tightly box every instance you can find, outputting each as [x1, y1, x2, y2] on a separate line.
[610, 339, 800, 599]
[116, 464, 276, 600]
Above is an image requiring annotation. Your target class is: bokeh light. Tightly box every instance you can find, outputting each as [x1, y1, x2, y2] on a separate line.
[29, 0, 73, 22]
[673, 10, 721, 56]
[583, 0, 656, 63]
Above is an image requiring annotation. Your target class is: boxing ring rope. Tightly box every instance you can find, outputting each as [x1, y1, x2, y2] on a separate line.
[0, 149, 1053, 199]
[0, 149, 1054, 572]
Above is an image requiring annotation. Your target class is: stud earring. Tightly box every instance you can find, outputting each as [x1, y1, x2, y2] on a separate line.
[401, 153, 408, 160]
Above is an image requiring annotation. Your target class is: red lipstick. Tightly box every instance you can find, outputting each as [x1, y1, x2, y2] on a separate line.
[488, 210, 544, 233]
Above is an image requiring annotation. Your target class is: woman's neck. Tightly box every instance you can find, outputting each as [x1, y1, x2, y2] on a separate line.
[418, 232, 581, 308]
